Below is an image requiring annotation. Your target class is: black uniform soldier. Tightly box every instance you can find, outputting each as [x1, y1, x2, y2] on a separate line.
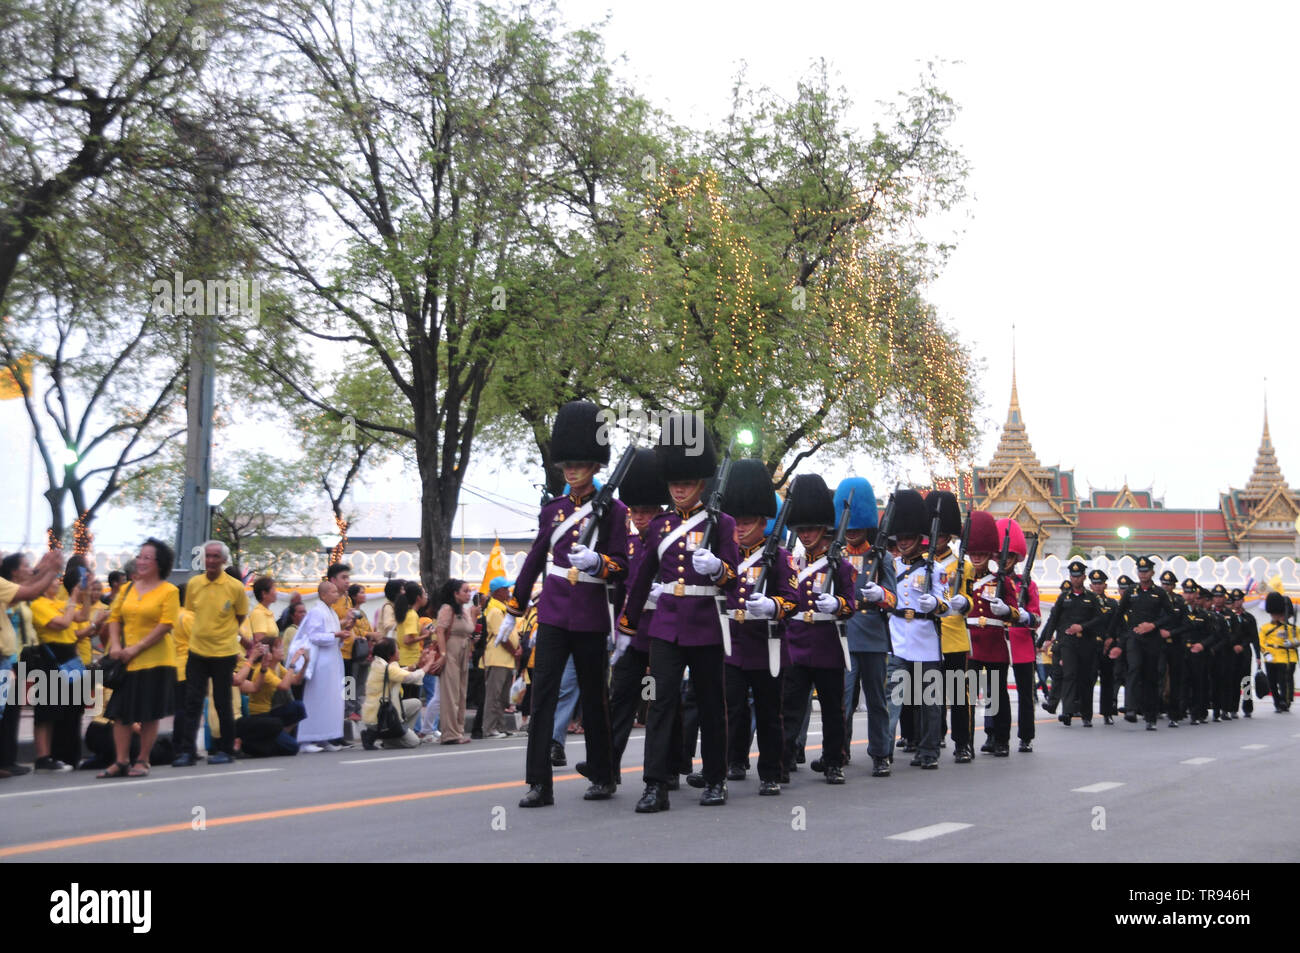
[1175, 580, 1218, 724]
[1040, 582, 1069, 716]
[1158, 569, 1188, 727]
[1090, 570, 1121, 724]
[1116, 556, 1177, 730]
[1208, 584, 1242, 721]
[1039, 560, 1105, 726]
[1230, 588, 1259, 719]
[1110, 574, 1135, 715]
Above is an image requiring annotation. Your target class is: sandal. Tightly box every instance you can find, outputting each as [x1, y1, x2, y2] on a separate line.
[97, 762, 129, 779]
[127, 761, 151, 777]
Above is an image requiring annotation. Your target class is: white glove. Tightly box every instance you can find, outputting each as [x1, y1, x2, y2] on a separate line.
[568, 544, 601, 573]
[646, 581, 664, 608]
[916, 593, 938, 613]
[947, 594, 969, 615]
[495, 614, 516, 645]
[815, 592, 839, 615]
[744, 593, 777, 620]
[988, 597, 1011, 618]
[692, 547, 722, 578]
[611, 633, 632, 664]
[1015, 608, 1032, 626]
[858, 582, 885, 604]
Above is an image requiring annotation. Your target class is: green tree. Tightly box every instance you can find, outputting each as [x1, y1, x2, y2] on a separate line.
[209, 452, 313, 573]
[226, 0, 665, 587]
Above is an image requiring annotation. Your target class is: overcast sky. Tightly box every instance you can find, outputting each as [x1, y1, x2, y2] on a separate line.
[3, 0, 1297, 548]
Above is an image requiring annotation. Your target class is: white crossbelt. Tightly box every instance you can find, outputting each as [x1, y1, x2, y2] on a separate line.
[549, 502, 593, 549]
[967, 616, 1008, 628]
[657, 510, 711, 560]
[795, 611, 838, 622]
[545, 564, 603, 585]
[796, 555, 828, 584]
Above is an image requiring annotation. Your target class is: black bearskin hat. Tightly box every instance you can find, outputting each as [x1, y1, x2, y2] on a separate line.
[722, 459, 777, 519]
[550, 401, 609, 465]
[618, 448, 670, 507]
[926, 490, 962, 537]
[784, 474, 835, 528]
[655, 412, 716, 482]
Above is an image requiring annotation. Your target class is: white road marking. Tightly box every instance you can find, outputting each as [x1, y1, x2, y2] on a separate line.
[886, 822, 973, 842]
[1241, 744, 1268, 750]
[0, 768, 280, 800]
[340, 744, 530, 764]
[1181, 757, 1215, 765]
[1072, 781, 1125, 793]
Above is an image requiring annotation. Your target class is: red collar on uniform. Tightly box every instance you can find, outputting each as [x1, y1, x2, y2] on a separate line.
[568, 489, 596, 505]
[674, 502, 704, 519]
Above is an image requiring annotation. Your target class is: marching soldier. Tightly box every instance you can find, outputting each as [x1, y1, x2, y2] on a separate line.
[927, 491, 974, 763]
[503, 401, 627, 807]
[887, 489, 950, 768]
[1090, 570, 1122, 724]
[1157, 569, 1187, 727]
[1260, 591, 1296, 712]
[1116, 557, 1177, 731]
[997, 519, 1042, 751]
[1207, 584, 1242, 721]
[720, 459, 797, 795]
[1040, 582, 1068, 716]
[834, 477, 899, 777]
[581, 449, 673, 787]
[619, 416, 738, 812]
[1230, 589, 1259, 718]
[779, 474, 856, 784]
[1038, 560, 1104, 726]
[1175, 579, 1218, 724]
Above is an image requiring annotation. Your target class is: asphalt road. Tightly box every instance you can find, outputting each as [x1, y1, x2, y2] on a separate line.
[3, 699, 1297, 863]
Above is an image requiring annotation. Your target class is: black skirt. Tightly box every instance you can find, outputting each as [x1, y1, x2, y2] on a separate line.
[104, 665, 177, 724]
[32, 641, 86, 724]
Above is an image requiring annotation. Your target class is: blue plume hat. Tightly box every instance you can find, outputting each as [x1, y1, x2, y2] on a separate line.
[834, 477, 878, 530]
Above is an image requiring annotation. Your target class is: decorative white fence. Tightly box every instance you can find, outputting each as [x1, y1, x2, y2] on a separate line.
[59, 549, 1300, 595]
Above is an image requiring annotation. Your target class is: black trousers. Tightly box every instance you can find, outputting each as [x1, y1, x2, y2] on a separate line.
[1265, 661, 1294, 709]
[1061, 636, 1100, 719]
[0, 679, 18, 767]
[1046, 641, 1063, 711]
[975, 660, 1011, 744]
[725, 664, 783, 781]
[782, 664, 845, 770]
[1098, 651, 1119, 716]
[679, 672, 701, 773]
[608, 646, 685, 775]
[644, 640, 724, 785]
[1212, 649, 1238, 715]
[1162, 639, 1185, 719]
[1185, 650, 1211, 719]
[525, 624, 612, 787]
[1012, 661, 1036, 740]
[1231, 649, 1253, 715]
[940, 651, 973, 750]
[236, 700, 307, 757]
[181, 653, 238, 756]
[1125, 634, 1162, 724]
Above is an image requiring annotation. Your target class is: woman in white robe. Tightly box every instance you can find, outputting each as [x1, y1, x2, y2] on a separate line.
[292, 581, 349, 749]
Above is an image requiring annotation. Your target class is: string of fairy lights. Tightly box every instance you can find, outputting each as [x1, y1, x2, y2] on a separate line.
[636, 167, 973, 468]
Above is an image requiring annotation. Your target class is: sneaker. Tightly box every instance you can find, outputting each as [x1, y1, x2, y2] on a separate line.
[300, 743, 325, 753]
[35, 757, 73, 773]
[323, 742, 344, 752]
[419, 733, 438, 745]
[208, 751, 234, 765]
[1, 763, 32, 776]
[486, 731, 510, 739]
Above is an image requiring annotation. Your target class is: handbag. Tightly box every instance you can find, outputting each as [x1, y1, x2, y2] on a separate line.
[1254, 667, 1270, 700]
[95, 656, 127, 691]
[374, 663, 406, 740]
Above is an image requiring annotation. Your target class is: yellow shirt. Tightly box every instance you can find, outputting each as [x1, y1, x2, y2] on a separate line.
[482, 598, 519, 669]
[184, 572, 249, 657]
[249, 603, 278, 641]
[396, 611, 423, 667]
[934, 551, 972, 654]
[31, 596, 77, 646]
[0, 577, 19, 656]
[174, 608, 193, 681]
[247, 661, 286, 715]
[333, 595, 356, 659]
[109, 583, 180, 672]
[1260, 621, 1298, 665]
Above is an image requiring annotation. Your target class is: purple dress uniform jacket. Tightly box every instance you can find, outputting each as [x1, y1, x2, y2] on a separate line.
[784, 550, 857, 669]
[618, 504, 739, 647]
[507, 490, 629, 632]
[724, 542, 798, 671]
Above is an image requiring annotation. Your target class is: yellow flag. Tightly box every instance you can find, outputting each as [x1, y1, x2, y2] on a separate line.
[0, 353, 34, 400]
[479, 538, 507, 595]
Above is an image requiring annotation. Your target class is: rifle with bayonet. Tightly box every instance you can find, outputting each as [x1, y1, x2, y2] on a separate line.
[924, 511, 943, 594]
[863, 492, 896, 586]
[755, 495, 791, 677]
[1019, 532, 1039, 612]
[700, 438, 736, 656]
[573, 441, 637, 634]
[822, 489, 855, 668]
[951, 512, 973, 601]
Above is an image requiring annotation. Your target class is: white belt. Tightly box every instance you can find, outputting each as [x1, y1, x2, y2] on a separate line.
[546, 564, 603, 585]
[663, 584, 718, 597]
[967, 617, 1008, 629]
[795, 611, 838, 623]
